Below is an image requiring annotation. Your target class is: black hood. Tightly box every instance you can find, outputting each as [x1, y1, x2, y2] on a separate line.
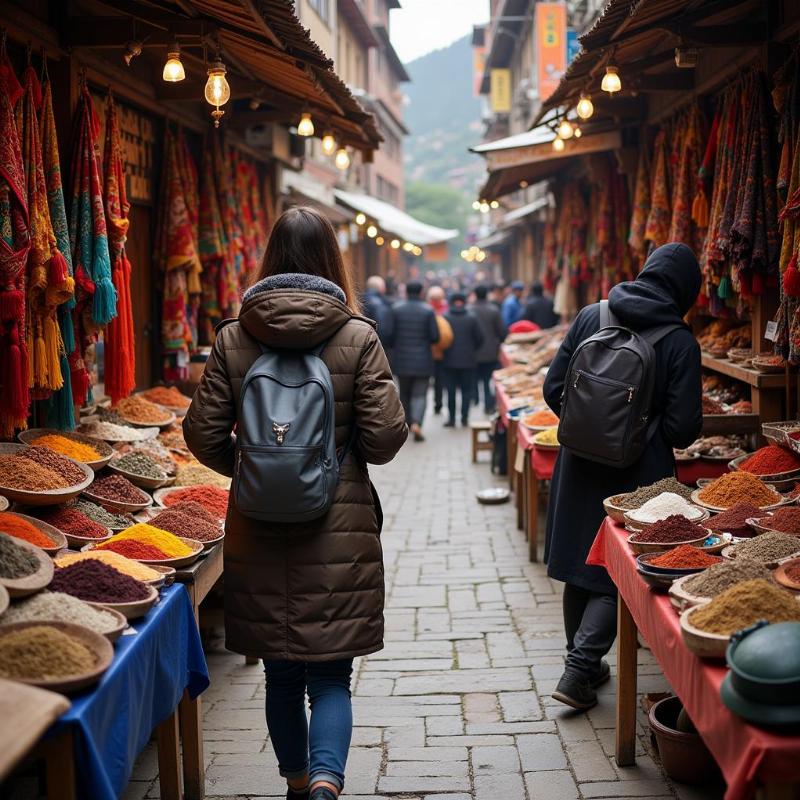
[608, 243, 701, 328]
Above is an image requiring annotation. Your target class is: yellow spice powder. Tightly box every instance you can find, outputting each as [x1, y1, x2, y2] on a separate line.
[97, 523, 194, 557]
[31, 433, 101, 463]
[55, 549, 161, 581]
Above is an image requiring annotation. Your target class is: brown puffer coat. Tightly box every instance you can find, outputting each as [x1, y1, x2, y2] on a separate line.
[183, 274, 408, 661]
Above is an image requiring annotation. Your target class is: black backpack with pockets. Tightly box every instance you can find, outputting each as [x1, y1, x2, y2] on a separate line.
[556, 301, 680, 468]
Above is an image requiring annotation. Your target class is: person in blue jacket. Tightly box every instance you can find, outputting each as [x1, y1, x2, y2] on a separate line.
[501, 281, 525, 327]
[542, 243, 703, 711]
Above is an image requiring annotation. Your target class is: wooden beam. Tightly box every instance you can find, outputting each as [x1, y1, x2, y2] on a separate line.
[239, 0, 284, 50]
[629, 73, 694, 92]
[663, 22, 769, 46]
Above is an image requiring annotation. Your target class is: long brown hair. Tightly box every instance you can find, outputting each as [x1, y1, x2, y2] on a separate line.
[253, 206, 360, 312]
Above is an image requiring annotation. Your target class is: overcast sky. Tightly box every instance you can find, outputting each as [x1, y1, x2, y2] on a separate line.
[391, 0, 490, 64]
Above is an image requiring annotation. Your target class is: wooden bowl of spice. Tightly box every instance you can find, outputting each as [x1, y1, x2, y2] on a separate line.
[116, 396, 176, 430]
[87, 523, 204, 569]
[108, 452, 170, 490]
[18, 428, 114, 472]
[136, 386, 192, 414]
[721, 532, 800, 568]
[0, 620, 114, 694]
[679, 605, 729, 659]
[27, 505, 114, 549]
[138, 502, 225, 552]
[0, 496, 7, 512]
[0, 584, 8, 617]
[0, 512, 67, 556]
[775, 558, 800, 592]
[603, 494, 630, 525]
[0, 534, 54, 598]
[154, 485, 229, 521]
[691, 471, 786, 513]
[669, 575, 713, 613]
[87, 583, 160, 621]
[83, 473, 153, 513]
[0, 443, 94, 507]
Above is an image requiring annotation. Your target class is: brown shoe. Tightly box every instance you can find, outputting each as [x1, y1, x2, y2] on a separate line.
[410, 423, 425, 442]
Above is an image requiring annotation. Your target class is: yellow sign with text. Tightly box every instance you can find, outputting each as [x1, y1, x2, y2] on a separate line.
[490, 68, 512, 113]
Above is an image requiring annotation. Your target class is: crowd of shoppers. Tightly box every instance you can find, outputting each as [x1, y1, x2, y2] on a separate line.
[359, 275, 561, 437]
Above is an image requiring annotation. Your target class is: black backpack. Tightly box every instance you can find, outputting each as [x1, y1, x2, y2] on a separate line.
[556, 301, 680, 468]
[234, 330, 354, 523]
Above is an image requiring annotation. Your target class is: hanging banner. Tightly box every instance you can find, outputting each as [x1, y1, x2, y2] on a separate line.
[490, 68, 512, 113]
[536, 2, 567, 103]
[473, 43, 486, 97]
[567, 28, 580, 65]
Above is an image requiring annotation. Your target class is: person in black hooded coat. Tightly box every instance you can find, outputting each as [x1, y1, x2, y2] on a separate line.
[543, 243, 703, 710]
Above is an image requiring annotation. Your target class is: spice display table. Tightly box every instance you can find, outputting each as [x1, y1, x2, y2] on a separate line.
[587, 518, 800, 799]
[28, 584, 209, 800]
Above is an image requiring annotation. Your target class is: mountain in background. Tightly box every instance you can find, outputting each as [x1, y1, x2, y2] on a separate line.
[403, 35, 485, 263]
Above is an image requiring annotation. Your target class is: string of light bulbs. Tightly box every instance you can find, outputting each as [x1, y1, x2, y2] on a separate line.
[354, 215, 422, 256]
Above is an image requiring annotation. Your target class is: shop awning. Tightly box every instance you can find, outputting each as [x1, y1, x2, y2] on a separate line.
[474, 127, 622, 200]
[501, 197, 550, 226]
[474, 229, 511, 250]
[534, 0, 761, 124]
[334, 189, 459, 246]
[68, 0, 381, 154]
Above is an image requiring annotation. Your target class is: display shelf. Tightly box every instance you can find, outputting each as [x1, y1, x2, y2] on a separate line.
[701, 413, 760, 436]
[700, 352, 793, 388]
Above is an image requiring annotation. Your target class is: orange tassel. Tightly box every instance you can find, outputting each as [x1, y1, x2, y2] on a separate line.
[692, 189, 709, 227]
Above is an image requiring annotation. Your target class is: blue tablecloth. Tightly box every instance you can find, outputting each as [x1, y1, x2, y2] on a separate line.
[50, 584, 209, 800]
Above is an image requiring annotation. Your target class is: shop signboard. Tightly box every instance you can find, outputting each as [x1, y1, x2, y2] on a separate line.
[536, 2, 567, 103]
[490, 68, 512, 113]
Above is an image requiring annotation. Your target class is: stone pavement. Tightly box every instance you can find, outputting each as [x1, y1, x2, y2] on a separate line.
[127, 415, 719, 800]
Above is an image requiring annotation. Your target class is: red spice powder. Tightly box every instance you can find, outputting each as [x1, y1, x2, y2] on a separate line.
[36, 507, 109, 539]
[740, 445, 800, 475]
[163, 485, 229, 518]
[649, 545, 722, 569]
[764, 507, 800, 535]
[98, 539, 171, 560]
[0, 513, 54, 548]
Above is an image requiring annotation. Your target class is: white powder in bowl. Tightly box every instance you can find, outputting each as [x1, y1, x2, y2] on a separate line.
[628, 492, 704, 524]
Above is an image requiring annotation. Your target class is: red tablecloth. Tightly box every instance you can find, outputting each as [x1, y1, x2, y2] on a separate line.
[676, 458, 729, 486]
[587, 519, 800, 800]
[495, 381, 510, 418]
[531, 446, 557, 480]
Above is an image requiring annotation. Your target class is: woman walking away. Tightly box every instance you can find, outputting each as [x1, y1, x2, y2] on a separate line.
[183, 207, 408, 800]
[543, 243, 702, 711]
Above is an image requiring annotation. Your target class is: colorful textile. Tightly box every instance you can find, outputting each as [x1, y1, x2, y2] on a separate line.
[18, 64, 73, 399]
[68, 84, 117, 404]
[628, 143, 650, 265]
[41, 69, 76, 429]
[213, 137, 242, 317]
[156, 128, 201, 380]
[102, 92, 136, 403]
[668, 104, 706, 253]
[644, 130, 671, 248]
[0, 51, 31, 437]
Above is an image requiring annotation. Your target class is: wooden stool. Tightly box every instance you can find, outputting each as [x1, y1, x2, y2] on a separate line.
[470, 420, 493, 463]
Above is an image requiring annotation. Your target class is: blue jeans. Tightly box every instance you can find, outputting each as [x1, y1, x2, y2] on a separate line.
[264, 659, 354, 792]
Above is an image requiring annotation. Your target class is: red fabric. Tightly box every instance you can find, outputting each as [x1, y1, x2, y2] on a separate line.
[531, 447, 557, 480]
[509, 320, 540, 334]
[588, 518, 800, 799]
[675, 458, 729, 486]
[495, 382, 510, 418]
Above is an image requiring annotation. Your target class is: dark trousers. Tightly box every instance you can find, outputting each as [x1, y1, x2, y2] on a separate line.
[476, 361, 498, 412]
[444, 367, 476, 425]
[398, 375, 429, 426]
[562, 583, 617, 679]
[433, 361, 445, 413]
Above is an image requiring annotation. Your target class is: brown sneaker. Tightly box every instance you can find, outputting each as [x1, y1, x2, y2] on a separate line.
[410, 423, 425, 442]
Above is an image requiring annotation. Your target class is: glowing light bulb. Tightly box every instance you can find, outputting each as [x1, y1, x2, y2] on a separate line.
[162, 43, 185, 82]
[390, 239, 400, 249]
[366, 225, 378, 238]
[552, 137, 565, 152]
[335, 148, 350, 170]
[472, 200, 481, 210]
[576, 93, 594, 120]
[557, 119, 574, 139]
[297, 112, 315, 137]
[519, 180, 528, 188]
[375, 236, 385, 246]
[573, 126, 582, 138]
[356, 213, 367, 225]
[490, 200, 500, 209]
[205, 60, 230, 127]
[601, 65, 621, 95]
[413, 246, 422, 256]
[402, 242, 414, 252]
[480, 201, 490, 213]
[321, 132, 336, 155]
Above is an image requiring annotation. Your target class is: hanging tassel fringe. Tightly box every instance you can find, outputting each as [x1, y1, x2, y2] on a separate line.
[91, 274, 118, 326]
[44, 316, 63, 390]
[48, 249, 68, 284]
[1, 326, 29, 424]
[46, 355, 75, 429]
[60, 302, 75, 355]
[783, 252, 800, 296]
[69, 354, 90, 407]
[33, 335, 48, 388]
[717, 276, 732, 299]
[691, 189, 709, 227]
[0, 289, 25, 321]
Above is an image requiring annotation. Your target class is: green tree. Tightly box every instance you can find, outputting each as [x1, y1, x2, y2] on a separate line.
[406, 182, 470, 268]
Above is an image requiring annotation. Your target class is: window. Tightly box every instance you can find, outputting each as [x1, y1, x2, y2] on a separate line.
[308, 0, 330, 25]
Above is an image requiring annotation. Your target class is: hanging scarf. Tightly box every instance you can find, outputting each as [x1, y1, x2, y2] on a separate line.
[644, 130, 671, 248]
[68, 84, 117, 404]
[628, 143, 650, 266]
[213, 136, 242, 316]
[18, 63, 73, 400]
[198, 139, 228, 344]
[41, 68, 76, 429]
[102, 91, 136, 403]
[156, 129, 201, 381]
[0, 52, 31, 437]
[668, 105, 706, 251]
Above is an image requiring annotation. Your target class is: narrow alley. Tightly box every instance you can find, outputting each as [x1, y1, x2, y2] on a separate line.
[126, 420, 698, 800]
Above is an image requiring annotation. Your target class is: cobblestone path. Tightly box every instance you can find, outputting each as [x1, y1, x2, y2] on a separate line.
[128, 417, 715, 800]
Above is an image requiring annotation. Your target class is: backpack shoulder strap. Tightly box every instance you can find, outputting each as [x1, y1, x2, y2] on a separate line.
[599, 300, 619, 328]
[640, 323, 683, 347]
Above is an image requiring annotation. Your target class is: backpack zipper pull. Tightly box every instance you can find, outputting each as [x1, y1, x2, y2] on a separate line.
[573, 371, 581, 389]
[627, 387, 634, 403]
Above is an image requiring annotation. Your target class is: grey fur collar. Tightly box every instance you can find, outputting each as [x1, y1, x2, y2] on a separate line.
[243, 273, 346, 303]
